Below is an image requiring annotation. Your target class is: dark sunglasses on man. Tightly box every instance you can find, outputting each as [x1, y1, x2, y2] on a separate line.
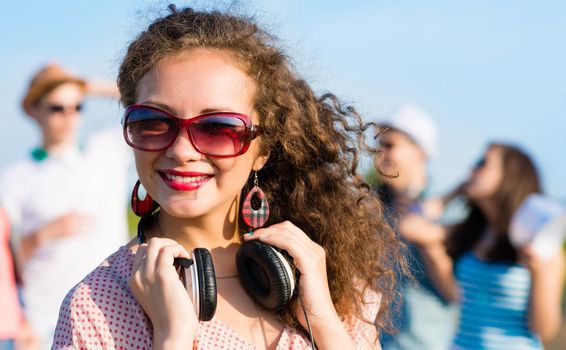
[45, 103, 84, 114]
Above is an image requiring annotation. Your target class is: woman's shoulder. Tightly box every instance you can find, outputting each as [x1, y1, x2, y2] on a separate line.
[347, 284, 382, 349]
[58, 244, 137, 311]
[79, 244, 136, 288]
[52, 245, 152, 349]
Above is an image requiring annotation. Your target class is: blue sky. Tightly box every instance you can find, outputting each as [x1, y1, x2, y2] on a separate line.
[1, 0, 565, 198]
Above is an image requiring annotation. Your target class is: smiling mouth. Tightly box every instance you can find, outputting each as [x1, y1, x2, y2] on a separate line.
[163, 173, 210, 183]
[158, 171, 213, 191]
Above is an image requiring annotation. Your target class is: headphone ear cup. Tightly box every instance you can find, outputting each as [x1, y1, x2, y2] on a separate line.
[236, 240, 295, 311]
[193, 248, 217, 321]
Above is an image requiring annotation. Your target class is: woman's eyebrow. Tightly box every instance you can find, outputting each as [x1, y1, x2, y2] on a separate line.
[138, 100, 236, 115]
[199, 107, 236, 114]
[138, 100, 175, 114]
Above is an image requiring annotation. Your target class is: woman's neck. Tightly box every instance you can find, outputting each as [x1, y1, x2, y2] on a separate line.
[155, 200, 242, 278]
[476, 198, 499, 233]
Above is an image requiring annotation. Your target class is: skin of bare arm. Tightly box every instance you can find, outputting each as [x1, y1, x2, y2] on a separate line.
[520, 246, 565, 342]
[18, 212, 93, 263]
[398, 214, 459, 302]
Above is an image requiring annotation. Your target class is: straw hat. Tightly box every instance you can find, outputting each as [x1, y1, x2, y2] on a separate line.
[21, 63, 86, 116]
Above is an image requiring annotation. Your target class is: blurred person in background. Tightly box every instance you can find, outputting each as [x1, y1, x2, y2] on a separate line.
[0, 64, 130, 349]
[400, 143, 564, 349]
[0, 206, 22, 350]
[376, 104, 458, 350]
[0, 206, 40, 350]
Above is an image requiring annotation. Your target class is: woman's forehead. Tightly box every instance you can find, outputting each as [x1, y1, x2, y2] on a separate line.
[136, 49, 257, 118]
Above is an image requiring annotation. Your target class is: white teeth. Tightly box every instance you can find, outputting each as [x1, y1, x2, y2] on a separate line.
[165, 174, 209, 183]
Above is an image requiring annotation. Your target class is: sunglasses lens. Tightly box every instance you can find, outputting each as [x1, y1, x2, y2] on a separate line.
[475, 158, 486, 169]
[125, 108, 177, 150]
[190, 116, 247, 156]
[47, 104, 83, 114]
[48, 105, 65, 113]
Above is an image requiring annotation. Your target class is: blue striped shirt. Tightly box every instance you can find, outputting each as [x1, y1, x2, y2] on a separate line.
[452, 252, 542, 350]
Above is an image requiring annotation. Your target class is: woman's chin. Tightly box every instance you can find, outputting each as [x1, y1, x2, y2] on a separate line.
[159, 202, 208, 219]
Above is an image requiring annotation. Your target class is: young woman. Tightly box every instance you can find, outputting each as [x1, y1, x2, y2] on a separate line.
[52, 6, 404, 349]
[399, 143, 565, 349]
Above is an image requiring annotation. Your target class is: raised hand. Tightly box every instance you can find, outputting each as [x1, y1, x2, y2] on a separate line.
[129, 237, 198, 349]
[244, 221, 357, 349]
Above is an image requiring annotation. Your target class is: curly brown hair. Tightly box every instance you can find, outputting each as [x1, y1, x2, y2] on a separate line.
[118, 5, 405, 333]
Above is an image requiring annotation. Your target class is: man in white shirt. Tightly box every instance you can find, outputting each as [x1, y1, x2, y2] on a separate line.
[0, 64, 130, 350]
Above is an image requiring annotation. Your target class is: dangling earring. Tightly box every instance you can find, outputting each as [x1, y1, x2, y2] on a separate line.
[131, 180, 157, 217]
[242, 172, 270, 232]
[237, 172, 297, 313]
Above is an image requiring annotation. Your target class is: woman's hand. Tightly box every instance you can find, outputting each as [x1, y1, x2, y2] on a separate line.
[85, 80, 120, 98]
[398, 214, 446, 247]
[399, 215, 458, 302]
[244, 221, 356, 349]
[129, 237, 198, 349]
[421, 198, 445, 220]
[517, 246, 545, 273]
[519, 246, 565, 342]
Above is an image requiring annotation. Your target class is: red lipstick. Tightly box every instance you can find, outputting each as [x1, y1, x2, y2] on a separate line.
[158, 170, 212, 191]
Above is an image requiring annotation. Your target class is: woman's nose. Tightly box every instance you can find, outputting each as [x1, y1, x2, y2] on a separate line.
[165, 129, 204, 163]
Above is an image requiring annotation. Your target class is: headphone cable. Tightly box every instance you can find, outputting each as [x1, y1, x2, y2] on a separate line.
[299, 294, 316, 350]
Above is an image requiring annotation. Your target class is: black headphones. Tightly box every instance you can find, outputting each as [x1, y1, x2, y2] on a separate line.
[173, 251, 217, 322]
[236, 240, 296, 311]
[137, 213, 297, 321]
[137, 214, 218, 321]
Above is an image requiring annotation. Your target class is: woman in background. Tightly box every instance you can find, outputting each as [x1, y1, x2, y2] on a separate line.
[400, 143, 564, 349]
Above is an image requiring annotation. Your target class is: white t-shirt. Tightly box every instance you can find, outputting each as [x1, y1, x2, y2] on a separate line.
[0, 127, 131, 346]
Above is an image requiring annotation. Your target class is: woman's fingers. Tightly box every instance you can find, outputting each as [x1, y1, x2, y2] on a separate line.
[155, 244, 191, 271]
[132, 238, 191, 281]
[132, 243, 148, 272]
[246, 221, 312, 248]
[244, 221, 340, 330]
[145, 237, 183, 266]
[243, 221, 322, 272]
[128, 237, 198, 336]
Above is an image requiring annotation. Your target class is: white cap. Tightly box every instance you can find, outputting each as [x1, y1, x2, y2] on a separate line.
[379, 103, 438, 159]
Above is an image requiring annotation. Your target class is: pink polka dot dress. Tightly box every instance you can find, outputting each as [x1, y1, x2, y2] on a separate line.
[52, 246, 380, 349]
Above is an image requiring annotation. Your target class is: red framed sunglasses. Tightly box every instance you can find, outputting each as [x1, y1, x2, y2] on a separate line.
[123, 105, 262, 157]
